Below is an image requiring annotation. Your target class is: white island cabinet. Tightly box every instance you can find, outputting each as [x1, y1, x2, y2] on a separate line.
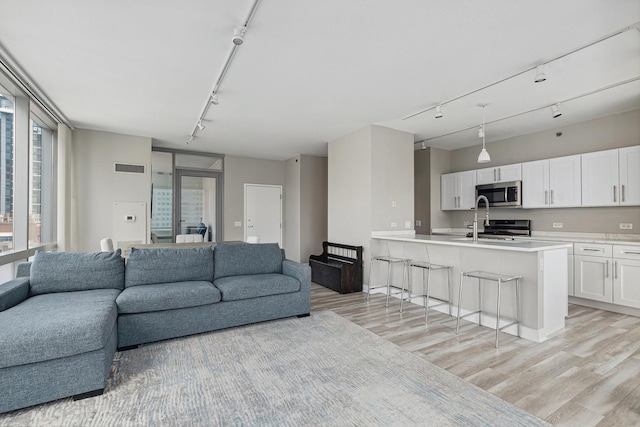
[371, 234, 571, 343]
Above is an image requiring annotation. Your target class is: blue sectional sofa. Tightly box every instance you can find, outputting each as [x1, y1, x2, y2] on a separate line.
[0, 243, 311, 414]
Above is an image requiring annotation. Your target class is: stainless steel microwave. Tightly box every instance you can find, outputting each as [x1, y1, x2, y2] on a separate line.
[476, 181, 522, 207]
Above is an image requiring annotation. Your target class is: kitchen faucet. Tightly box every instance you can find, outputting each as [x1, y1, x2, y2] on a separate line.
[473, 195, 490, 243]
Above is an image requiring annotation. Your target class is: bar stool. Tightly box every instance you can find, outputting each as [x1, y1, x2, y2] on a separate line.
[367, 241, 408, 307]
[456, 270, 521, 348]
[401, 246, 452, 322]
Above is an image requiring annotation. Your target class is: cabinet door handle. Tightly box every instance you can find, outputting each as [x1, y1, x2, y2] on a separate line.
[498, 168, 501, 181]
[605, 260, 609, 278]
[494, 169, 497, 181]
[545, 190, 548, 205]
[622, 184, 625, 202]
[614, 261, 618, 279]
[622, 251, 640, 255]
[582, 248, 601, 252]
[613, 185, 617, 203]
[550, 189, 554, 205]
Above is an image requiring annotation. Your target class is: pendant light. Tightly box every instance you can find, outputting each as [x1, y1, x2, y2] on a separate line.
[477, 104, 490, 163]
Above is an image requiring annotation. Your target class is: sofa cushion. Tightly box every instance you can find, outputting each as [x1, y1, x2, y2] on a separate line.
[214, 243, 283, 279]
[0, 289, 120, 369]
[214, 273, 300, 302]
[30, 250, 125, 295]
[125, 247, 214, 287]
[116, 281, 221, 314]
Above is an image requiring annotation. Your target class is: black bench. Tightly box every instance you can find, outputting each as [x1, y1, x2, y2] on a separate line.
[309, 241, 363, 294]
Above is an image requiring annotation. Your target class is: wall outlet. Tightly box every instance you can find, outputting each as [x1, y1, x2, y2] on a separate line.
[416, 220, 422, 227]
[391, 200, 397, 208]
[234, 221, 242, 227]
[391, 222, 397, 228]
[405, 221, 411, 228]
[553, 222, 563, 228]
[620, 223, 633, 230]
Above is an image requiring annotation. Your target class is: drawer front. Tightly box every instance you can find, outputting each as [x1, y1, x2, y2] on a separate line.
[613, 245, 640, 261]
[574, 242, 612, 257]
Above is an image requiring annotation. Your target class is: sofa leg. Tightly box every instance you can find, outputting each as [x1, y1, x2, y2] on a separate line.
[117, 344, 139, 352]
[297, 313, 310, 318]
[73, 389, 104, 401]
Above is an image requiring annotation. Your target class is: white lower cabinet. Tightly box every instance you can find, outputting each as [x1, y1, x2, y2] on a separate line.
[574, 254, 613, 303]
[613, 246, 640, 309]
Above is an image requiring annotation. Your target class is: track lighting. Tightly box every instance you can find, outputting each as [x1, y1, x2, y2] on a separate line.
[232, 27, 246, 45]
[535, 65, 547, 83]
[551, 103, 562, 118]
[477, 104, 491, 164]
[421, 141, 427, 150]
[478, 125, 484, 139]
[197, 121, 205, 131]
[435, 105, 443, 119]
[210, 93, 219, 105]
[186, 136, 194, 144]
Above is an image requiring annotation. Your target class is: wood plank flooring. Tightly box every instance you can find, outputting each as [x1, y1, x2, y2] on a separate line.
[311, 283, 640, 426]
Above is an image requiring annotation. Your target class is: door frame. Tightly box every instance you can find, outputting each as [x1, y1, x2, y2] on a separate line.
[243, 183, 282, 245]
[174, 169, 224, 242]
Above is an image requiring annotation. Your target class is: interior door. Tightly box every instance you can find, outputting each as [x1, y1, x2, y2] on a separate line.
[175, 170, 223, 242]
[244, 184, 282, 245]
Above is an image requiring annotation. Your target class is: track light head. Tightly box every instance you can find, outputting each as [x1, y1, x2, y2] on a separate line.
[478, 125, 484, 138]
[232, 27, 246, 45]
[420, 141, 427, 150]
[435, 105, 443, 119]
[197, 121, 205, 131]
[210, 94, 219, 105]
[186, 136, 193, 144]
[551, 103, 562, 118]
[535, 65, 547, 83]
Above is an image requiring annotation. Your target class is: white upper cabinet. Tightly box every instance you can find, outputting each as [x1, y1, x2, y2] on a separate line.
[619, 145, 640, 205]
[441, 171, 476, 211]
[522, 155, 581, 208]
[476, 163, 522, 185]
[581, 149, 619, 207]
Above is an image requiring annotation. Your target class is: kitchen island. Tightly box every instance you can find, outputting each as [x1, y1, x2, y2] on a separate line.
[371, 233, 572, 343]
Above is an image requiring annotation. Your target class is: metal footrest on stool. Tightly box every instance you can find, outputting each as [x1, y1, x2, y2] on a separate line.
[455, 270, 522, 348]
[401, 261, 452, 322]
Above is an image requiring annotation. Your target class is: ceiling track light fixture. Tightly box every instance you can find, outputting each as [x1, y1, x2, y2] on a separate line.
[421, 141, 427, 150]
[402, 23, 639, 121]
[477, 125, 484, 138]
[534, 65, 547, 83]
[551, 103, 562, 118]
[477, 104, 491, 164]
[186, 0, 261, 144]
[435, 105, 443, 119]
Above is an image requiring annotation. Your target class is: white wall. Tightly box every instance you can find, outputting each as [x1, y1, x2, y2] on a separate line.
[329, 125, 414, 282]
[72, 129, 152, 252]
[223, 155, 285, 243]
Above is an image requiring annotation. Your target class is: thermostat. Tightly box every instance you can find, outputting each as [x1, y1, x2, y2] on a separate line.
[125, 215, 136, 223]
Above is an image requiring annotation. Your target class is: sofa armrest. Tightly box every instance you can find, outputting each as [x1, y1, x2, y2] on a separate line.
[282, 259, 311, 291]
[0, 277, 30, 312]
[16, 262, 32, 278]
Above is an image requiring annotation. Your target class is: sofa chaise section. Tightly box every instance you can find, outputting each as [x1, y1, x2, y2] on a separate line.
[0, 250, 124, 414]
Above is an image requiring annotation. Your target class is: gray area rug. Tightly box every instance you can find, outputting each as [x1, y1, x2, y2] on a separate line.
[0, 311, 549, 426]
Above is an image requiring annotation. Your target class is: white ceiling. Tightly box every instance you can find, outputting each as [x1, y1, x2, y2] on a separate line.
[1, 1, 639, 160]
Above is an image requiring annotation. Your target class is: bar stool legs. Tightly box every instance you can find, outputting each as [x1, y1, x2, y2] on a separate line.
[456, 270, 522, 348]
[367, 255, 407, 307]
[402, 261, 452, 322]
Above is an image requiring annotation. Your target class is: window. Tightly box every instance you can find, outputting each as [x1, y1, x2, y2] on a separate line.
[29, 117, 54, 247]
[0, 91, 14, 252]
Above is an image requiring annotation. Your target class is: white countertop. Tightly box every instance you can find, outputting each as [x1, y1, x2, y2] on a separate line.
[372, 233, 572, 252]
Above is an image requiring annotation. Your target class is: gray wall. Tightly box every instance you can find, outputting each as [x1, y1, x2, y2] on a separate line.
[423, 109, 640, 234]
[284, 156, 301, 261]
[223, 156, 286, 242]
[300, 155, 328, 263]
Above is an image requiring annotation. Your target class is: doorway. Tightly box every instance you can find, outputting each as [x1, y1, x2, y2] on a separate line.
[244, 184, 282, 246]
[175, 170, 223, 242]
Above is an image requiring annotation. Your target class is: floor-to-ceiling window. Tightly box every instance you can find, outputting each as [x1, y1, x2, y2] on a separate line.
[0, 72, 57, 276]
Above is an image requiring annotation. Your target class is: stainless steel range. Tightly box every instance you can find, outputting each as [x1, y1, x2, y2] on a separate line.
[466, 219, 531, 240]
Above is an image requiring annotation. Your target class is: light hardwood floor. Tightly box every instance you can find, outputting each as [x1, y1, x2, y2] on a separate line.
[311, 283, 640, 427]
